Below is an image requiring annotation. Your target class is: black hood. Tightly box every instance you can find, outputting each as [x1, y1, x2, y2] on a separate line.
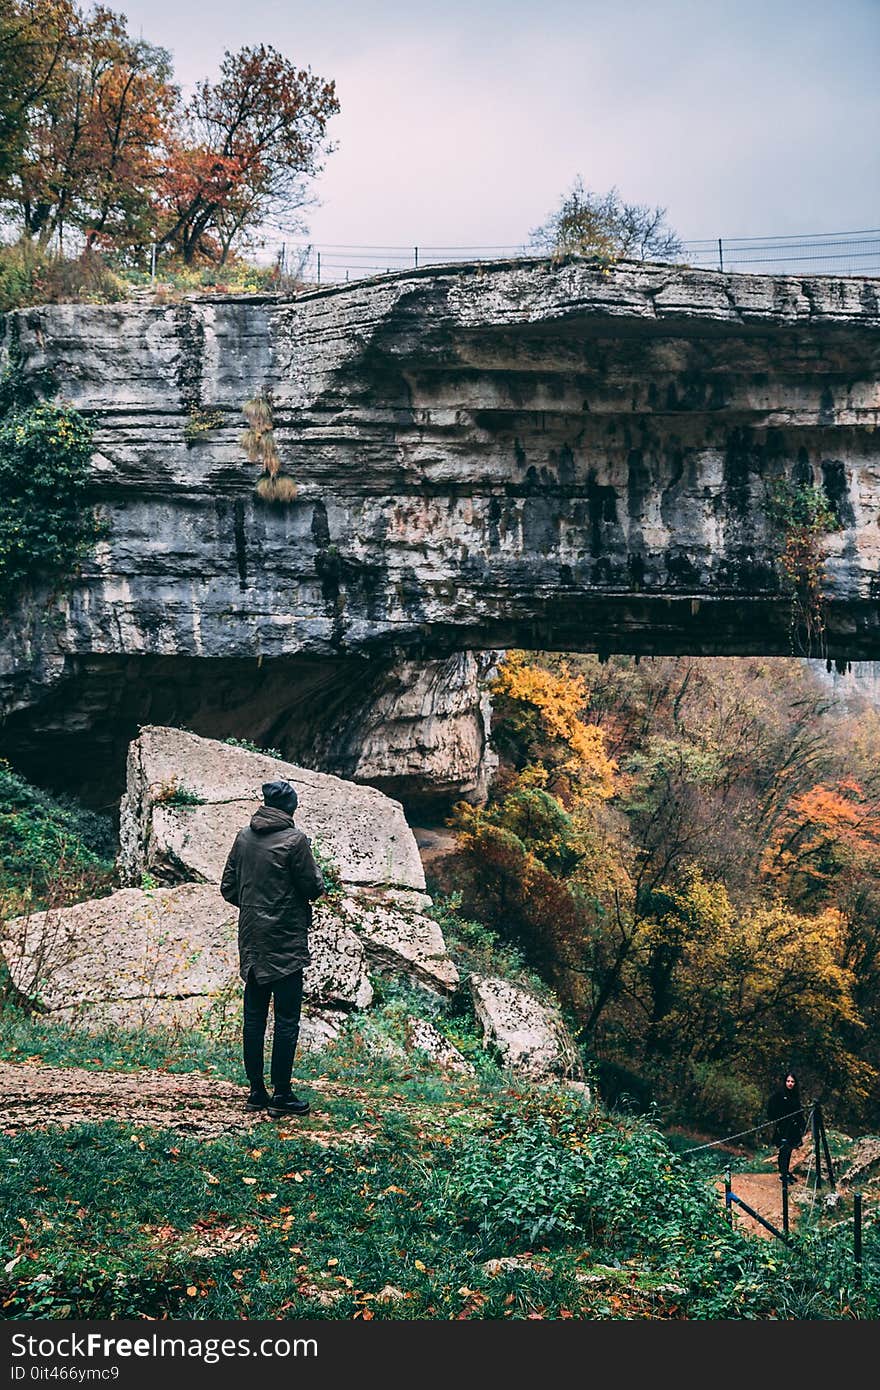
[250, 805, 295, 834]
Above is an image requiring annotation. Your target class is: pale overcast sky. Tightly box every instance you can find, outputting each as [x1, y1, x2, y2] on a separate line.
[117, 0, 879, 263]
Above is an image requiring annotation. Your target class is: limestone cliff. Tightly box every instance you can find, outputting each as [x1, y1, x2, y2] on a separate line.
[1, 257, 878, 796]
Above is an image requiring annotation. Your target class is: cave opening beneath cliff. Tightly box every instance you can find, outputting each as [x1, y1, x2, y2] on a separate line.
[0, 650, 495, 817]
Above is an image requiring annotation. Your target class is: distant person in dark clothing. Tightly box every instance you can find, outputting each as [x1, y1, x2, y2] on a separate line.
[767, 1070, 807, 1184]
[220, 779, 324, 1118]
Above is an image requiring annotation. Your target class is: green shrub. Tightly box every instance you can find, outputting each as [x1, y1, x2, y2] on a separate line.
[0, 761, 115, 915]
[312, 841, 343, 898]
[222, 736, 283, 758]
[0, 401, 100, 605]
[151, 779, 204, 807]
[0, 241, 128, 313]
[679, 1062, 763, 1136]
[433, 1097, 595, 1248]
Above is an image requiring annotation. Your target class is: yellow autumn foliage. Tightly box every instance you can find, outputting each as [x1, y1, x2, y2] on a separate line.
[491, 651, 617, 802]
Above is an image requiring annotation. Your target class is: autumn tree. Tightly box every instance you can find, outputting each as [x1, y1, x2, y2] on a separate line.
[621, 870, 873, 1121]
[0, 0, 79, 189]
[158, 45, 339, 264]
[438, 650, 880, 1128]
[443, 652, 636, 1025]
[488, 650, 617, 806]
[1, 14, 339, 270]
[0, 3, 175, 251]
[531, 178, 682, 262]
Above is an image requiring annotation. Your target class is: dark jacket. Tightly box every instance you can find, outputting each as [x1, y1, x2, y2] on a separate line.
[767, 1086, 807, 1148]
[220, 805, 325, 984]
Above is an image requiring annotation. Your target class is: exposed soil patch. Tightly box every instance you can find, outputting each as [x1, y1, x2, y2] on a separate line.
[717, 1165, 810, 1239]
[0, 1061, 373, 1144]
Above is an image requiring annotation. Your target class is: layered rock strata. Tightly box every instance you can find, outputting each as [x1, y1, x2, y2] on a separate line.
[2, 258, 879, 794]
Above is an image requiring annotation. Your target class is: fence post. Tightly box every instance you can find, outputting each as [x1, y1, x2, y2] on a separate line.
[817, 1104, 836, 1189]
[717, 237, 724, 272]
[812, 1102, 823, 1187]
[724, 1168, 733, 1225]
[414, 246, 419, 268]
[854, 1192, 862, 1284]
[781, 1170, 790, 1236]
[317, 250, 321, 286]
[150, 241, 157, 281]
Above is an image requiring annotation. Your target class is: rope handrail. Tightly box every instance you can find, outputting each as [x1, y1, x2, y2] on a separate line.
[679, 1105, 812, 1157]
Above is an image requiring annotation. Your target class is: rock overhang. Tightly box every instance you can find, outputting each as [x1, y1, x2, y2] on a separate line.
[1, 256, 879, 790]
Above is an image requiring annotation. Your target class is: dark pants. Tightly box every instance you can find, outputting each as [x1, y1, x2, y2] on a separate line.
[243, 968, 304, 1095]
[777, 1139, 798, 1178]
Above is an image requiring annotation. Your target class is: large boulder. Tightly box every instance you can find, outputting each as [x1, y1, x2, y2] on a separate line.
[332, 888, 459, 995]
[119, 726, 426, 891]
[404, 1017, 475, 1076]
[0, 885, 375, 1028]
[1, 884, 237, 1029]
[468, 974, 581, 1079]
[2, 728, 459, 1029]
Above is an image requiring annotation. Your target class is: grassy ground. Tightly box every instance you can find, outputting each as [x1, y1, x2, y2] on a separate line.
[1, 1006, 877, 1321]
[0, 775, 876, 1321]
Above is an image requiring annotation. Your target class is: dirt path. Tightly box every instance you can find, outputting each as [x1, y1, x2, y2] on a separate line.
[716, 1167, 810, 1238]
[0, 1061, 377, 1144]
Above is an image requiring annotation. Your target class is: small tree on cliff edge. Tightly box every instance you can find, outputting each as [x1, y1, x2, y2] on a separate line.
[158, 44, 339, 265]
[531, 177, 682, 263]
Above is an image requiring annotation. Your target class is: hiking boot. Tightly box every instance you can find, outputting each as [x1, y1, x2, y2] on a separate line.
[245, 1088, 271, 1111]
[267, 1092, 310, 1118]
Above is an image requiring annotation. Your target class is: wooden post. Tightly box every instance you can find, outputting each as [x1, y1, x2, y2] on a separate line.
[812, 1102, 823, 1187]
[817, 1105, 836, 1189]
[724, 1169, 733, 1226]
[854, 1191, 862, 1284]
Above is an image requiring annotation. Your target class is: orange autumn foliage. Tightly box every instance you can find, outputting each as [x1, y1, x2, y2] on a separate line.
[764, 777, 880, 895]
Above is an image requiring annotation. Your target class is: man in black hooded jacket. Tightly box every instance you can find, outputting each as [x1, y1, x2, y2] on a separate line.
[220, 779, 324, 1116]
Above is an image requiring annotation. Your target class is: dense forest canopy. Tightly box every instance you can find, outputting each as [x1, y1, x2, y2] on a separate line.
[440, 653, 880, 1132]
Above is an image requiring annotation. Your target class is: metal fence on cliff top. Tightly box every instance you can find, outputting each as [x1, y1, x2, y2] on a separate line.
[262, 228, 880, 285]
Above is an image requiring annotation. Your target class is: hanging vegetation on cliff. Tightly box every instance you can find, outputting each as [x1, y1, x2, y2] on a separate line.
[241, 389, 297, 502]
[0, 375, 99, 608]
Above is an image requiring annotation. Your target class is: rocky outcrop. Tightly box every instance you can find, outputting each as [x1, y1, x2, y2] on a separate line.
[2, 729, 458, 1028]
[332, 889, 459, 995]
[2, 259, 879, 796]
[296, 651, 501, 812]
[0, 885, 377, 1028]
[469, 974, 581, 1079]
[404, 1017, 475, 1075]
[1, 884, 235, 1029]
[118, 725, 426, 891]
